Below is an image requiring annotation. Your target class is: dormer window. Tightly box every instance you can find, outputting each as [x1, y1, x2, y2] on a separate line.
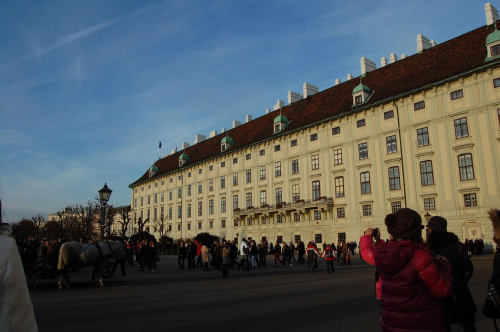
[220, 133, 234, 152]
[352, 82, 372, 106]
[179, 151, 189, 167]
[149, 165, 159, 178]
[486, 23, 500, 61]
[273, 110, 290, 134]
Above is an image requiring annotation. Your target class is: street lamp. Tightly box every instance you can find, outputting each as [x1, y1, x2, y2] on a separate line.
[424, 212, 432, 222]
[98, 183, 112, 241]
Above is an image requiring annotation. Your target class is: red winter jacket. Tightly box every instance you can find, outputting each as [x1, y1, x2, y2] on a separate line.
[360, 235, 383, 299]
[372, 239, 452, 332]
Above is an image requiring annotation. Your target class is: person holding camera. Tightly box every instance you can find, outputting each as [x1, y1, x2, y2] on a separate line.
[360, 208, 452, 332]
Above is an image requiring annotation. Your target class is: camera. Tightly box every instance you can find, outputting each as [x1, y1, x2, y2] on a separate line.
[372, 229, 378, 237]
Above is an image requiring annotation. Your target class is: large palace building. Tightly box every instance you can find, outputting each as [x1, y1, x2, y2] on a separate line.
[130, 3, 500, 249]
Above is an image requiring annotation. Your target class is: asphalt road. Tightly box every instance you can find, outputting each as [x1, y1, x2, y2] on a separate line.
[30, 254, 496, 332]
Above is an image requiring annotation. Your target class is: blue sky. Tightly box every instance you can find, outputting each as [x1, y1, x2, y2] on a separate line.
[0, 0, 488, 222]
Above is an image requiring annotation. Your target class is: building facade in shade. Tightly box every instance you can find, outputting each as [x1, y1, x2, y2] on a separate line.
[130, 3, 500, 249]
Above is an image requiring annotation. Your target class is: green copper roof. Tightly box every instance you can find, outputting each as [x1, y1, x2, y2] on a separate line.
[352, 83, 371, 94]
[274, 113, 289, 124]
[486, 27, 500, 45]
[221, 134, 234, 145]
[149, 165, 159, 172]
[179, 152, 189, 160]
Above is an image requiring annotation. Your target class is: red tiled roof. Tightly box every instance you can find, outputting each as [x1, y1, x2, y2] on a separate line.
[131, 24, 500, 187]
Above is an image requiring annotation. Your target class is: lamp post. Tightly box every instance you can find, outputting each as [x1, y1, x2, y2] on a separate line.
[98, 183, 112, 241]
[424, 212, 432, 222]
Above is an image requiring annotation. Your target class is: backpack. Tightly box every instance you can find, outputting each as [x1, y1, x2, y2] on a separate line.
[326, 248, 333, 258]
[243, 245, 249, 255]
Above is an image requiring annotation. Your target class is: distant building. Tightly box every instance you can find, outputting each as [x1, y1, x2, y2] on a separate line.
[130, 3, 500, 249]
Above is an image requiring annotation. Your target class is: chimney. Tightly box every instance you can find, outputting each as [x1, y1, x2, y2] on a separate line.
[390, 53, 398, 63]
[265, 108, 271, 114]
[430, 40, 437, 47]
[171, 149, 177, 155]
[194, 134, 206, 144]
[273, 100, 285, 111]
[209, 130, 218, 138]
[347, 74, 353, 80]
[381, 57, 388, 67]
[335, 78, 341, 85]
[417, 34, 431, 53]
[303, 83, 319, 98]
[182, 142, 190, 149]
[401, 54, 407, 59]
[232, 120, 241, 128]
[245, 114, 252, 123]
[288, 91, 302, 104]
[360, 57, 377, 75]
[486, 2, 499, 25]
[221, 127, 226, 133]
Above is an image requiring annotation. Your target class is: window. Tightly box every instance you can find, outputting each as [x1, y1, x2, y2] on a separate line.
[187, 223, 191, 231]
[177, 224, 181, 231]
[233, 158, 238, 164]
[355, 95, 363, 105]
[464, 193, 477, 207]
[357, 119, 366, 128]
[498, 109, 500, 126]
[221, 161, 225, 168]
[492, 45, 500, 57]
[458, 153, 474, 180]
[177, 205, 182, 218]
[261, 216, 267, 224]
[259, 149, 265, 156]
[233, 195, 239, 210]
[494, 78, 500, 88]
[311, 154, 319, 170]
[233, 172, 238, 186]
[168, 207, 172, 220]
[260, 190, 266, 206]
[169, 190, 173, 200]
[246, 153, 251, 160]
[337, 207, 345, 218]
[221, 220, 226, 228]
[314, 210, 321, 220]
[198, 182, 202, 194]
[332, 126, 340, 135]
[275, 188, 282, 204]
[450, 89, 463, 100]
[335, 177, 344, 198]
[420, 161, 434, 186]
[388, 166, 401, 190]
[177, 189, 182, 198]
[414, 101, 425, 111]
[454, 117, 469, 138]
[292, 184, 300, 203]
[362, 204, 372, 216]
[188, 173, 191, 178]
[384, 110, 394, 119]
[386, 135, 397, 153]
[312, 180, 321, 201]
[291, 139, 298, 147]
[154, 193, 158, 203]
[208, 179, 213, 191]
[246, 169, 252, 183]
[417, 127, 429, 146]
[198, 222, 202, 230]
[203, 200, 211, 216]
[294, 213, 300, 222]
[391, 201, 401, 213]
[140, 197, 144, 206]
[187, 204, 191, 217]
[291, 159, 299, 174]
[246, 193, 252, 208]
[247, 218, 253, 226]
[275, 162, 281, 176]
[358, 142, 368, 159]
[198, 202, 202, 216]
[259, 165, 266, 180]
[209, 165, 213, 171]
[221, 176, 225, 189]
[277, 215, 283, 223]
[199, 169, 202, 174]
[187, 185, 191, 196]
[310, 133, 318, 141]
[221, 197, 226, 213]
[209, 221, 213, 229]
[274, 145, 281, 152]
[334, 149, 342, 165]
[424, 198, 435, 211]
[360, 172, 371, 194]
[314, 234, 323, 244]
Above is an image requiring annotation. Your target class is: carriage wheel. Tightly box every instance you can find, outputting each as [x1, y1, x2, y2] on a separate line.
[24, 264, 40, 290]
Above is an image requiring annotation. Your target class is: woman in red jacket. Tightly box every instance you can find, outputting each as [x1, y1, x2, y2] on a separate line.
[360, 208, 452, 332]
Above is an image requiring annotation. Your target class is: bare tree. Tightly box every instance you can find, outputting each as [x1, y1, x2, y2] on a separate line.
[152, 215, 168, 238]
[31, 214, 44, 240]
[136, 217, 148, 235]
[105, 205, 117, 237]
[11, 218, 36, 241]
[74, 202, 99, 240]
[116, 205, 132, 238]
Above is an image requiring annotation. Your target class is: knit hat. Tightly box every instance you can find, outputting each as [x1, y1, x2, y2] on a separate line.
[488, 209, 500, 238]
[385, 208, 423, 240]
[427, 216, 448, 233]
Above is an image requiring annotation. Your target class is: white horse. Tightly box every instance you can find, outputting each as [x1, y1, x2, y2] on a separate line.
[57, 240, 126, 289]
